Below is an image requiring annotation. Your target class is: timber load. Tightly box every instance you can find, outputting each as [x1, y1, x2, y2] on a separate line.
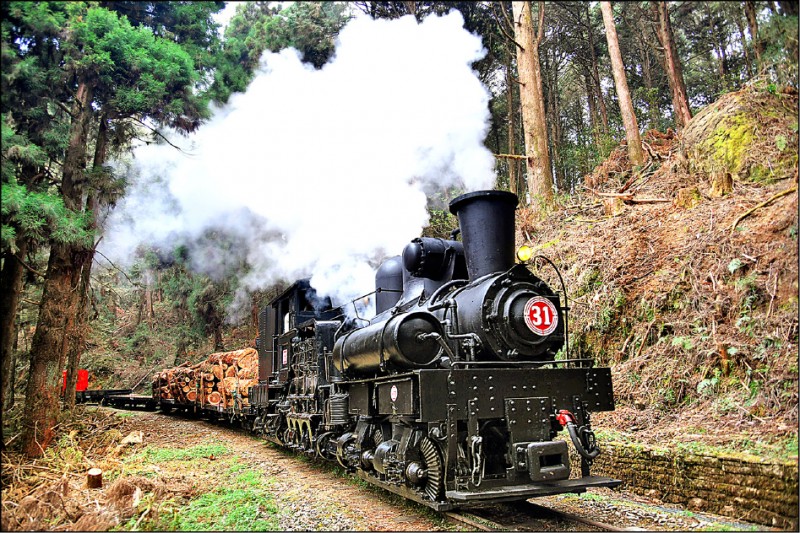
[151, 348, 258, 409]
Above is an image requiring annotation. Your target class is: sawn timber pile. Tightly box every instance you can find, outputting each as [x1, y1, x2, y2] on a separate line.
[152, 348, 258, 408]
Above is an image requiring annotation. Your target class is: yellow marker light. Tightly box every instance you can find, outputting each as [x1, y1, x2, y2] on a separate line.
[517, 245, 533, 263]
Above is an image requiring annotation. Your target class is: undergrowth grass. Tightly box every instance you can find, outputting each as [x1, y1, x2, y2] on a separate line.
[115, 443, 280, 531]
[129, 443, 230, 463]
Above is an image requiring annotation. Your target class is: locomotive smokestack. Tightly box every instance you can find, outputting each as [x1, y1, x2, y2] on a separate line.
[449, 190, 519, 280]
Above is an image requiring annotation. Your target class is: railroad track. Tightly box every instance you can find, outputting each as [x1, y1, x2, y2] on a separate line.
[446, 500, 644, 532]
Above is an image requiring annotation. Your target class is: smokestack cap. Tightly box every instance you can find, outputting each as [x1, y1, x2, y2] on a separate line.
[448, 190, 519, 215]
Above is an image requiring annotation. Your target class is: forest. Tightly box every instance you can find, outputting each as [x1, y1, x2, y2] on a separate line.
[0, 0, 797, 508]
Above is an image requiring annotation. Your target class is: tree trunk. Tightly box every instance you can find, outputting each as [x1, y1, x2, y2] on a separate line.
[402, 1, 416, 17]
[512, 1, 553, 208]
[214, 323, 224, 352]
[630, 10, 660, 128]
[586, 4, 609, 134]
[573, 95, 589, 178]
[146, 288, 154, 321]
[7, 345, 18, 410]
[87, 468, 103, 489]
[653, 1, 692, 128]
[777, 1, 798, 16]
[22, 243, 83, 455]
[505, 45, 518, 196]
[21, 78, 94, 457]
[704, 3, 728, 83]
[62, 252, 91, 412]
[583, 68, 600, 147]
[744, 0, 763, 71]
[735, 11, 753, 78]
[544, 49, 564, 192]
[64, 115, 108, 411]
[0, 240, 29, 434]
[600, 1, 645, 166]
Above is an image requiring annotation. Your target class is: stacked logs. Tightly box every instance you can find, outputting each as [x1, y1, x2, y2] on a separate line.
[198, 348, 258, 408]
[151, 362, 197, 404]
[151, 348, 258, 409]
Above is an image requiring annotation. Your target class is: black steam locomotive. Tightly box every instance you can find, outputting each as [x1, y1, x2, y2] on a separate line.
[244, 190, 620, 510]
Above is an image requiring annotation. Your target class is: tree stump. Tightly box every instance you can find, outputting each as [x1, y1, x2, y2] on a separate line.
[87, 467, 103, 489]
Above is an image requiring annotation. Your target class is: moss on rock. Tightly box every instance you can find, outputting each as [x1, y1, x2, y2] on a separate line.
[681, 82, 798, 193]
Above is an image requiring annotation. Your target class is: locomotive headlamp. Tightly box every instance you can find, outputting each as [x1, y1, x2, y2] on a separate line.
[516, 245, 533, 263]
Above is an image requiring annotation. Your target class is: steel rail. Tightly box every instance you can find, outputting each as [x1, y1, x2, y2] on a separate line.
[445, 500, 644, 532]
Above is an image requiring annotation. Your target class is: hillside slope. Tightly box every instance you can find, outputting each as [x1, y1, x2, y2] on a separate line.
[518, 82, 798, 459]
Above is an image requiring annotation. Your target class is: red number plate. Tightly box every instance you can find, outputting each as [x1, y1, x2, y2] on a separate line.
[523, 297, 558, 335]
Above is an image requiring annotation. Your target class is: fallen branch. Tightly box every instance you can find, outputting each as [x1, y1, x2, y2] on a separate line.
[729, 186, 797, 237]
[618, 157, 657, 193]
[634, 320, 656, 360]
[585, 186, 671, 207]
[585, 187, 633, 199]
[626, 197, 671, 204]
[574, 217, 613, 223]
[641, 140, 662, 161]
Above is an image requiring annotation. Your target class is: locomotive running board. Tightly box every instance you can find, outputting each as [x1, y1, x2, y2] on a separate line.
[445, 476, 622, 504]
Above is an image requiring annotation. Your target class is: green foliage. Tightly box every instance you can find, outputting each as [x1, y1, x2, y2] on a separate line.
[423, 208, 459, 238]
[697, 368, 721, 396]
[1, 0, 221, 269]
[1, 178, 92, 252]
[574, 267, 602, 298]
[102, 1, 226, 76]
[760, 11, 799, 86]
[595, 288, 626, 335]
[734, 272, 758, 293]
[706, 113, 754, 178]
[671, 336, 694, 352]
[263, 2, 351, 68]
[727, 258, 744, 274]
[123, 322, 153, 356]
[65, 5, 201, 128]
[209, 1, 351, 103]
[638, 299, 656, 322]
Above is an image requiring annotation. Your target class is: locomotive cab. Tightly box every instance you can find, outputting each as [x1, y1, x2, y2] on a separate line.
[257, 280, 339, 384]
[251, 280, 343, 444]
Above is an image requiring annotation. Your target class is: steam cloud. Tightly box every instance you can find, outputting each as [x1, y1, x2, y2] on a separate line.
[100, 11, 496, 321]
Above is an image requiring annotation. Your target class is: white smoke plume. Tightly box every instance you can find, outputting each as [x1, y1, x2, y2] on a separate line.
[100, 11, 496, 321]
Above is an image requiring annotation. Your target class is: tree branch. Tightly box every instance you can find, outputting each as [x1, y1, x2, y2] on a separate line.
[493, 2, 524, 51]
[93, 249, 143, 288]
[15, 255, 45, 279]
[52, 100, 76, 119]
[128, 117, 194, 155]
[730, 186, 797, 237]
[494, 153, 530, 160]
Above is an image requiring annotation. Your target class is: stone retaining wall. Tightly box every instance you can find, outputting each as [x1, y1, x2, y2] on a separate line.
[580, 440, 798, 529]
